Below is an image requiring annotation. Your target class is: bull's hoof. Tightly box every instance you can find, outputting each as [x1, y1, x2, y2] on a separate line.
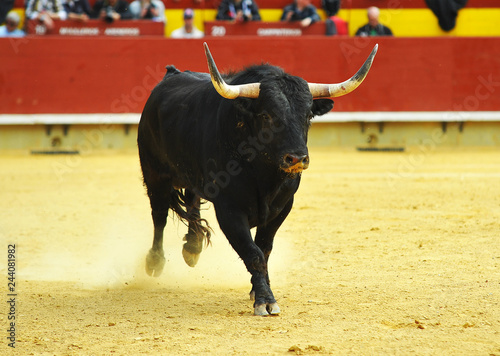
[182, 233, 203, 267]
[254, 302, 280, 316]
[145, 248, 165, 277]
[182, 245, 200, 267]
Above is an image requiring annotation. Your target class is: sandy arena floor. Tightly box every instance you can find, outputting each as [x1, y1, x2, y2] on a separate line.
[1, 147, 499, 355]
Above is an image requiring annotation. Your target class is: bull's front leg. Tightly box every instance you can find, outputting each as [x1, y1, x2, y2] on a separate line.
[251, 197, 294, 301]
[214, 204, 280, 316]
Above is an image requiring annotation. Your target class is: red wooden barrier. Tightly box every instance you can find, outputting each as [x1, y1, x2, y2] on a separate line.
[25, 19, 164, 36]
[204, 21, 326, 37]
[1, 37, 499, 114]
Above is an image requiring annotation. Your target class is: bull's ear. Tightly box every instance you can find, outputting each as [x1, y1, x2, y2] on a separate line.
[312, 99, 334, 117]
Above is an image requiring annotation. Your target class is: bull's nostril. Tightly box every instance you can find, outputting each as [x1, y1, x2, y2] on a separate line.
[284, 155, 294, 165]
[284, 154, 309, 167]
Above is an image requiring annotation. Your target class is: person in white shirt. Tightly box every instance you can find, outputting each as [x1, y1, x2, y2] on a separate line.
[0, 11, 25, 37]
[170, 8, 203, 39]
[26, 0, 67, 30]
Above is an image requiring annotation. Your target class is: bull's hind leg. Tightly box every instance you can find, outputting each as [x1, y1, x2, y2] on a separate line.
[140, 158, 171, 277]
[146, 204, 168, 277]
[182, 190, 204, 267]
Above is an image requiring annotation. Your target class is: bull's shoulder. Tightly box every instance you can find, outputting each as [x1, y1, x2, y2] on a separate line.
[183, 70, 211, 81]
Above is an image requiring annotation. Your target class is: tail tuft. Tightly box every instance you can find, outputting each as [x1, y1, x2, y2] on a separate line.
[170, 189, 211, 246]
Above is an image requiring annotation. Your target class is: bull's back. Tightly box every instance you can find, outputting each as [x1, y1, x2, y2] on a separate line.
[138, 67, 221, 188]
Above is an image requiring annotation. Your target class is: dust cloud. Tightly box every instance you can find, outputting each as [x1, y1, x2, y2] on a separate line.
[17, 203, 292, 293]
[1, 154, 293, 297]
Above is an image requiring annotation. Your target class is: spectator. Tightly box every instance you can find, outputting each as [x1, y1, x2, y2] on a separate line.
[0, 11, 24, 37]
[216, 0, 261, 22]
[171, 8, 203, 38]
[63, 0, 92, 22]
[355, 6, 393, 36]
[0, 0, 15, 25]
[92, 0, 132, 22]
[322, 0, 347, 35]
[129, 0, 165, 22]
[322, 0, 339, 17]
[281, 0, 320, 28]
[425, 0, 467, 32]
[26, 0, 67, 30]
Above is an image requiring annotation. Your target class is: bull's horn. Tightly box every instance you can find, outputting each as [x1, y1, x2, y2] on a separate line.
[308, 44, 378, 98]
[204, 42, 260, 99]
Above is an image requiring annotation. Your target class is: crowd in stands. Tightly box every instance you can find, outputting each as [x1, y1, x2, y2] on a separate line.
[0, 0, 394, 38]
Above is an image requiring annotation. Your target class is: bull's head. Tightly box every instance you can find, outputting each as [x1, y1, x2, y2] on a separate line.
[204, 43, 378, 174]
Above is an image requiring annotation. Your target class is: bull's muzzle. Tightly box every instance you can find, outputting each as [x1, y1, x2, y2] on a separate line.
[281, 153, 310, 173]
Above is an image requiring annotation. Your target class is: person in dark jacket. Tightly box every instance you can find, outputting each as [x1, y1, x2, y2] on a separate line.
[0, 0, 15, 24]
[63, 0, 92, 22]
[92, 0, 132, 22]
[355, 6, 393, 36]
[425, 0, 468, 32]
[322, 0, 340, 17]
[281, 0, 320, 28]
[216, 0, 261, 22]
[322, 0, 348, 35]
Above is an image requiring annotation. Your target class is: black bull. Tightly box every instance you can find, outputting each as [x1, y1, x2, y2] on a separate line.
[137, 43, 377, 315]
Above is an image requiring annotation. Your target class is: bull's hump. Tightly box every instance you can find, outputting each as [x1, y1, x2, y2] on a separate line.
[165, 65, 181, 75]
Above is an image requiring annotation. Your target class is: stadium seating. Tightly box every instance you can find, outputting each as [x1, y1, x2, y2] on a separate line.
[10, 0, 500, 37]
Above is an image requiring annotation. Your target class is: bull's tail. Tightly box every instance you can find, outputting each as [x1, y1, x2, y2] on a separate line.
[169, 189, 212, 246]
